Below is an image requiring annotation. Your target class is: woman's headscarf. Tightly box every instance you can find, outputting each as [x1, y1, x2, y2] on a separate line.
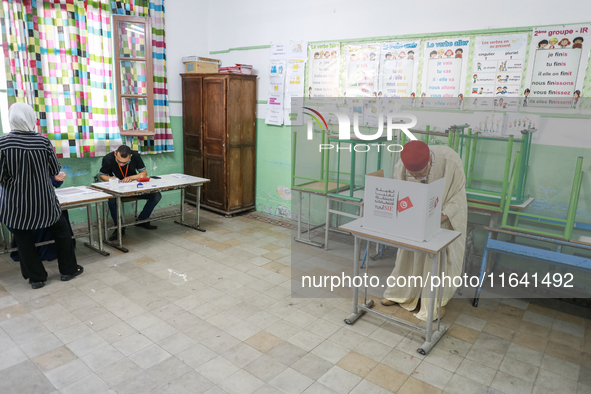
[9, 103, 37, 132]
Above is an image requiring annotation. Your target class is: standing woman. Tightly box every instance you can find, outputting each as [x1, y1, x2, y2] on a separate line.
[9, 172, 75, 263]
[0, 103, 82, 289]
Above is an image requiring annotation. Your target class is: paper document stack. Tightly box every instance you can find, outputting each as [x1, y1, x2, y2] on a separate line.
[219, 64, 253, 74]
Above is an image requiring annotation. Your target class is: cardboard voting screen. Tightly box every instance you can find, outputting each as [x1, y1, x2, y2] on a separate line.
[363, 170, 445, 242]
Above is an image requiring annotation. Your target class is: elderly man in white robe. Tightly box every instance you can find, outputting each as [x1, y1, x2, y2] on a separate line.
[381, 140, 467, 321]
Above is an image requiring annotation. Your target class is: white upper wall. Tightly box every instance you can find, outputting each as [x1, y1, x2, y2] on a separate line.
[165, 0, 208, 104]
[165, 0, 591, 147]
[206, 0, 591, 50]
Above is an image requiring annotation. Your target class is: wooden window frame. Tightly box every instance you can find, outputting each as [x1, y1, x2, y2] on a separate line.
[113, 15, 154, 136]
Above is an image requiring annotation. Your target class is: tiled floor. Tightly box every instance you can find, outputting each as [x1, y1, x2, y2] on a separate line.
[0, 209, 589, 394]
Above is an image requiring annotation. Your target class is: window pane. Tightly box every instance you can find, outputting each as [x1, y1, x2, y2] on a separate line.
[118, 22, 146, 58]
[120, 60, 147, 95]
[121, 97, 148, 131]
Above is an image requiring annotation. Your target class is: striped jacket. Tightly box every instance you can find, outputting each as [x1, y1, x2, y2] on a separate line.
[0, 131, 61, 230]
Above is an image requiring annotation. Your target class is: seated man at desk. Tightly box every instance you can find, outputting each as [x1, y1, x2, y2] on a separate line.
[99, 145, 161, 240]
[381, 140, 467, 321]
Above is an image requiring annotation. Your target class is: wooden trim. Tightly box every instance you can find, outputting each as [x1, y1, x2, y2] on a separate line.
[113, 15, 155, 137]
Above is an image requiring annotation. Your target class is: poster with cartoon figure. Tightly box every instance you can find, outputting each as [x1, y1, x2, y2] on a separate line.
[271, 40, 308, 60]
[378, 41, 420, 98]
[504, 113, 541, 138]
[472, 112, 505, 136]
[470, 34, 528, 111]
[284, 59, 306, 126]
[382, 98, 402, 118]
[523, 24, 591, 108]
[344, 43, 380, 97]
[421, 37, 470, 109]
[308, 42, 341, 98]
[363, 99, 381, 127]
[266, 59, 287, 126]
[346, 98, 364, 126]
[270, 41, 307, 126]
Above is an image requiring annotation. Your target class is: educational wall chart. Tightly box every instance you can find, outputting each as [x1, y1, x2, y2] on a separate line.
[270, 40, 306, 59]
[265, 58, 286, 126]
[470, 33, 528, 111]
[285, 59, 306, 126]
[421, 37, 470, 108]
[308, 42, 341, 97]
[472, 112, 506, 136]
[379, 41, 420, 98]
[269, 40, 307, 126]
[346, 98, 364, 125]
[505, 113, 541, 138]
[344, 43, 380, 97]
[523, 24, 591, 108]
[364, 99, 380, 126]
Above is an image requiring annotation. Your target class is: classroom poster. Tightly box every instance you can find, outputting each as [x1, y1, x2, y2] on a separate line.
[378, 41, 420, 98]
[421, 37, 470, 109]
[346, 98, 364, 125]
[470, 33, 528, 111]
[265, 59, 286, 126]
[308, 42, 341, 97]
[472, 112, 505, 136]
[270, 40, 308, 60]
[284, 59, 306, 126]
[523, 24, 591, 108]
[381, 98, 402, 118]
[504, 113, 541, 138]
[271, 40, 308, 126]
[344, 43, 380, 97]
[364, 99, 380, 126]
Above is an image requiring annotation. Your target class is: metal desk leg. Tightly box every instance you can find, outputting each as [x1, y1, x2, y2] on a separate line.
[437, 248, 446, 331]
[103, 201, 108, 240]
[104, 197, 129, 253]
[175, 186, 206, 232]
[418, 250, 447, 355]
[297, 191, 302, 238]
[96, 202, 105, 254]
[294, 191, 324, 248]
[474, 232, 492, 307]
[83, 203, 110, 256]
[324, 198, 331, 251]
[345, 236, 373, 324]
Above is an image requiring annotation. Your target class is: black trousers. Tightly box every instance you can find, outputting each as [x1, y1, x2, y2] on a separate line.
[12, 212, 78, 283]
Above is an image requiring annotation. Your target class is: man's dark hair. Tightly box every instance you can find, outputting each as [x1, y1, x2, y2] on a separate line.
[117, 145, 132, 158]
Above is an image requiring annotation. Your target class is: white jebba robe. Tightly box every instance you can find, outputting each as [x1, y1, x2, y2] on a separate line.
[383, 145, 467, 321]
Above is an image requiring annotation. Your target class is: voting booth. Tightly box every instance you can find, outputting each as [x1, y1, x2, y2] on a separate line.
[363, 170, 445, 242]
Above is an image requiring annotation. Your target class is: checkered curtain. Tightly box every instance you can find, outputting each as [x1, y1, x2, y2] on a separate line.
[0, 0, 122, 158]
[111, 0, 174, 154]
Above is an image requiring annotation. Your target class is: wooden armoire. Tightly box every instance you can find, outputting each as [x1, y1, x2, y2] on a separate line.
[181, 73, 257, 215]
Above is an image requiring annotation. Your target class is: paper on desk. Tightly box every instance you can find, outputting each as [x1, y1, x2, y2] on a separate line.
[55, 187, 95, 196]
[170, 174, 188, 179]
[57, 195, 68, 204]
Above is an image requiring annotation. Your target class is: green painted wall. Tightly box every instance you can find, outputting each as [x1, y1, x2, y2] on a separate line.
[56, 116, 184, 224]
[255, 119, 292, 218]
[259, 119, 591, 235]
